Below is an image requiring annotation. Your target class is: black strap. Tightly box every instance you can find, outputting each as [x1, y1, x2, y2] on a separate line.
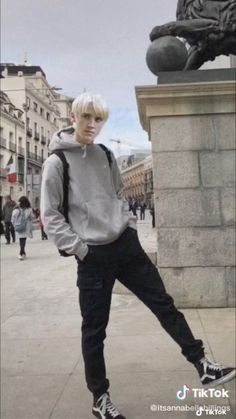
[50, 150, 70, 223]
[98, 144, 113, 168]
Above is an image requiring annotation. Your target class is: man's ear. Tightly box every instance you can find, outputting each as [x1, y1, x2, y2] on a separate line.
[70, 112, 75, 123]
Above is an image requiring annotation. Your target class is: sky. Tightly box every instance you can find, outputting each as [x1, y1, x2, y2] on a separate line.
[1, 0, 176, 155]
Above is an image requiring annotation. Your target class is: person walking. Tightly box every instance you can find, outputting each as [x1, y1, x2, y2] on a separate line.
[131, 199, 138, 218]
[2, 195, 16, 244]
[41, 93, 235, 419]
[11, 196, 34, 260]
[139, 201, 147, 220]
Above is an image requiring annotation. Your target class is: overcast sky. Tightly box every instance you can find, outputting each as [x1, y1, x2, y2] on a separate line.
[1, 0, 176, 154]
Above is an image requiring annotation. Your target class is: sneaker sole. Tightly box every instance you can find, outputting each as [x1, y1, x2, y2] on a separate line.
[92, 408, 104, 419]
[203, 369, 236, 388]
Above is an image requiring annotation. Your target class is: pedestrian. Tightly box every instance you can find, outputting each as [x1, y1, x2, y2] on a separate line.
[2, 195, 16, 244]
[0, 206, 5, 237]
[140, 201, 147, 220]
[41, 93, 235, 419]
[11, 196, 34, 260]
[131, 199, 138, 218]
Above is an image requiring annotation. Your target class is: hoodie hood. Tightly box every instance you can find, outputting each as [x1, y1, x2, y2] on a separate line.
[49, 128, 88, 157]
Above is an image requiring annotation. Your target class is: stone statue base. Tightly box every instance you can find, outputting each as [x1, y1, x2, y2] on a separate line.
[136, 72, 235, 308]
[155, 68, 236, 84]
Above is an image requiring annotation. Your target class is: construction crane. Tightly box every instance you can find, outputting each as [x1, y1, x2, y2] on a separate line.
[109, 138, 150, 158]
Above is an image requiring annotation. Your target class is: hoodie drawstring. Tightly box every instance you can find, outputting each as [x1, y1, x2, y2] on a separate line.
[81, 145, 87, 158]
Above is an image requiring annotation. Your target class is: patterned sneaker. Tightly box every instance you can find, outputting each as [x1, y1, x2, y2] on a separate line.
[92, 392, 126, 419]
[195, 358, 236, 387]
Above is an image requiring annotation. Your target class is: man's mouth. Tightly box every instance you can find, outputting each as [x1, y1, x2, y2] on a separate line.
[85, 130, 94, 135]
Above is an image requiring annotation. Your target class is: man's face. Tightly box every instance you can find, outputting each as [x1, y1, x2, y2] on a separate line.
[72, 105, 105, 145]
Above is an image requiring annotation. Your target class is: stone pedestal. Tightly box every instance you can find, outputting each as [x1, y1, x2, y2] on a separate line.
[136, 74, 235, 307]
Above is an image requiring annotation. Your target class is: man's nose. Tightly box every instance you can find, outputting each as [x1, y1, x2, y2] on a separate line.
[88, 118, 95, 127]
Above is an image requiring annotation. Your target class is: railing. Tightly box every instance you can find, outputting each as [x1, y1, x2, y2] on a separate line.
[27, 128, 32, 137]
[34, 132, 40, 141]
[0, 136, 7, 148]
[27, 151, 44, 163]
[41, 135, 46, 145]
[9, 141, 16, 152]
[18, 146, 25, 156]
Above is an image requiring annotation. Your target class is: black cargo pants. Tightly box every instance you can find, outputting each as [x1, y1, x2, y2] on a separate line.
[77, 227, 204, 399]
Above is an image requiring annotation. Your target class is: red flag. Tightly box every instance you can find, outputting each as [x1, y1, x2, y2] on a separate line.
[6, 155, 17, 183]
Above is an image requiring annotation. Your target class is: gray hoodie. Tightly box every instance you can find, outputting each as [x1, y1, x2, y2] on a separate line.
[40, 131, 137, 260]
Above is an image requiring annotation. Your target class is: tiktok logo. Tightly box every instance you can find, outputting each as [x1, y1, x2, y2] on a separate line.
[176, 384, 190, 400]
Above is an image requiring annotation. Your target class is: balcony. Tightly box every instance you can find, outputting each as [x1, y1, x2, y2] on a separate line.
[34, 132, 40, 141]
[27, 128, 32, 137]
[9, 141, 16, 152]
[0, 136, 7, 148]
[27, 151, 44, 165]
[18, 146, 25, 156]
[41, 135, 46, 145]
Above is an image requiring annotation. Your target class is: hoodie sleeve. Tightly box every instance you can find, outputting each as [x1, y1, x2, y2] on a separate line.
[40, 154, 89, 260]
[110, 153, 137, 230]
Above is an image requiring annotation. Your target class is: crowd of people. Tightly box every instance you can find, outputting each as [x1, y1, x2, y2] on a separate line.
[0, 194, 47, 260]
[128, 198, 155, 227]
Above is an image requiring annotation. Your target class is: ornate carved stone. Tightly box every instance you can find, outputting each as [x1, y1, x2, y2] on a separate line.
[148, 0, 236, 71]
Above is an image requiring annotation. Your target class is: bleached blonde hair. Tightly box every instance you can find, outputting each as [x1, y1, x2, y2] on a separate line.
[72, 93, 109, 121]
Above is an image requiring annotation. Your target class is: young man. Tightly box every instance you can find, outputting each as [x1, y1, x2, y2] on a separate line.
[41, 93, 235, 419]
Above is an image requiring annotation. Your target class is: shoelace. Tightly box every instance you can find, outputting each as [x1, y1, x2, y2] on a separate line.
[203, 359, 223, 371]
[97, 393, 120, 417]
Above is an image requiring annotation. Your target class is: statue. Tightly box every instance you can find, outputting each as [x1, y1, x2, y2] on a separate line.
[147, 0, 236, 73]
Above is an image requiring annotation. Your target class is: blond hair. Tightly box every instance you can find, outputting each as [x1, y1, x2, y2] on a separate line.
[72, 93, 109, 121]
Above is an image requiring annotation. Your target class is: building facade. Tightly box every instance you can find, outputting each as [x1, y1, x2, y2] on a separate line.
[0, 64, 71, 208]
[54, 93, 73, 130]
[121, 154, 153, 206]
[0, 91, 25, 207]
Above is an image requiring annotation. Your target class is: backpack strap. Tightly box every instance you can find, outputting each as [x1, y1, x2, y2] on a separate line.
[50, 150, 69, 222]
[98, 144, 113, 168]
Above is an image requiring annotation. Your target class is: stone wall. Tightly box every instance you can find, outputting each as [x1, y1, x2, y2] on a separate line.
[136, 78, 235, 307]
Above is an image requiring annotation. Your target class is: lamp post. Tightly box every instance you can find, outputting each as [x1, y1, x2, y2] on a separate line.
[22, 103, 29, 195]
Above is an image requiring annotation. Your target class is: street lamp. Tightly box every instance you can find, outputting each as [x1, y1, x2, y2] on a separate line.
[22, 103, 29, 195]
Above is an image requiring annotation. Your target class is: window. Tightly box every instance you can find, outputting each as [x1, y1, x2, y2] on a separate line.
[26, 97, 31, 108]
[40, 107, 44, 117]
[27, 142, 30, 154]
[26, 117, 30, 128]
[41, 149, 44, 161]
[34, 145, 37, 156]
[9, 132, 14, 141]
[46, 112, 50, 121]
[41, 126, 44, 135]
[33, 102, 38, 112]
[34, 122, 37, 134]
